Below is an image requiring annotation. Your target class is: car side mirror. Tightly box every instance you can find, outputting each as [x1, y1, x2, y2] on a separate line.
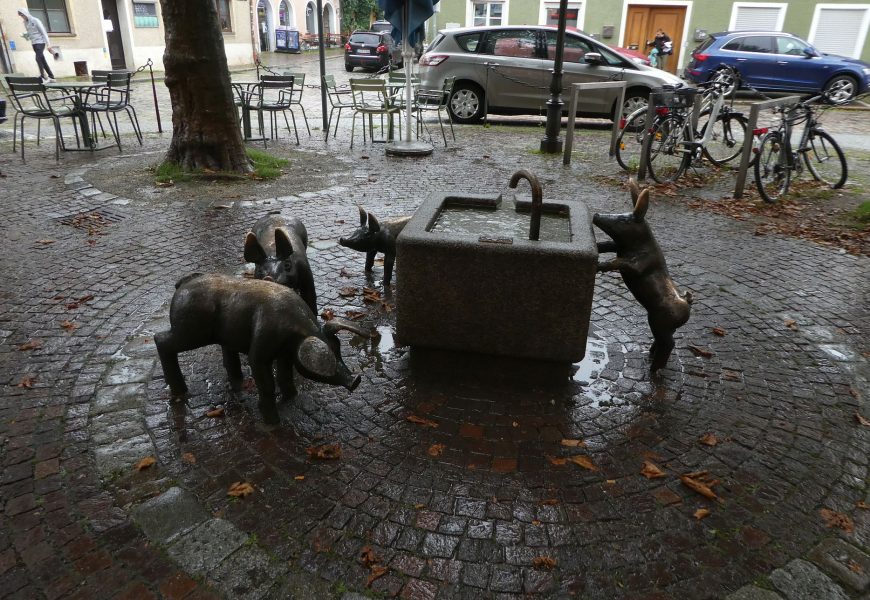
[584, 52, 603, 65]
[803, 48, 819, 58]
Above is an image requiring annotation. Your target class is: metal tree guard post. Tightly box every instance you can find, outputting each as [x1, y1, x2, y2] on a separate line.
[540, 0, 568, 153]
[316, 0, 328, 131]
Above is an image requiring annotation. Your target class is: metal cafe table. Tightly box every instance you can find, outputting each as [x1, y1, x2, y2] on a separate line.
[43, 81, 107, 150]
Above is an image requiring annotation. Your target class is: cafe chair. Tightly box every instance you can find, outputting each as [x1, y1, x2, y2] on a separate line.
[349, 78, 402, 148]
[323, 74, 354, 139]
[413, 76, 456, 145]
[242, 75, 300, 146]
[4, 75, 82, 162]
[281, 71, 311, 135]
[80, 71, 143, 151]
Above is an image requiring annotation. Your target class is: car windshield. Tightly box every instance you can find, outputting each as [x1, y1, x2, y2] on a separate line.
[350, 33, 381, 45]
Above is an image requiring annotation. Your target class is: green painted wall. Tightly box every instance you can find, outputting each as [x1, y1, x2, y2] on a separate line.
[429, 0, 870, 62]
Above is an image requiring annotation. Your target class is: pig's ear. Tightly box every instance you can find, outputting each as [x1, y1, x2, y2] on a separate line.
[628, 178, 641, 203]
[244, 232, 267, 264]
[368, 213, 381, 233]
[633, 188, 649, 221]
[296, 336, 338, 379]
[358, 206, 367, 226]
[275, 229, 294, 260]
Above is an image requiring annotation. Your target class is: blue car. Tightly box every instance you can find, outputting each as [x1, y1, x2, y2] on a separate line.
[684, 31, 870, 103]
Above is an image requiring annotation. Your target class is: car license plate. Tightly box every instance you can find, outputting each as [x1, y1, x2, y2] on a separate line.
[357, 49, 371, 54]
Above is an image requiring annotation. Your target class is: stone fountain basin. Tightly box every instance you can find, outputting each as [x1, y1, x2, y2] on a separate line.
[396, 192, 598, 363]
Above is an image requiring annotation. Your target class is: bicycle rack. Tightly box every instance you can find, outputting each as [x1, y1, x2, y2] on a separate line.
[732, 95, 801, 199]
[562, 81, 626, 166]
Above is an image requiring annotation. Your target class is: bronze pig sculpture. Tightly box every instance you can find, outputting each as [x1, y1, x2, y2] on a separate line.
[155, 273, 365, 424]
[244, 212, 317, 314]
[593, 180, 693, 372]
[339, 207, 410, 286]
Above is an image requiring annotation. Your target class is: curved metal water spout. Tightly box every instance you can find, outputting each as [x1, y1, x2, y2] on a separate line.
[508, 170, 543, 241]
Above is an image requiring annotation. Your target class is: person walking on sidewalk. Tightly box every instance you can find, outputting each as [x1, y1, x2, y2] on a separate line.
[647, 28, 673, 71]
[18, 9, 56, 82]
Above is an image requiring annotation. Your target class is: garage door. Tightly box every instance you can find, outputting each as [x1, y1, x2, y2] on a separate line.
[809, 6, 870, 59]
[729, 3, 786, 31]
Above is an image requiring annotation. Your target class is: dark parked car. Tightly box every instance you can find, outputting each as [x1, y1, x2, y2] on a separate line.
[370, 19, 424, 58]
[684, 31, 870, 103]
[344, 30, 403, 72]
[418, 25, 682, 124]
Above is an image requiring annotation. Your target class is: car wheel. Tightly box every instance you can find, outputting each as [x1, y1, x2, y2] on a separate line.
[345, 64, 354, 72]
[621, 91, 648, 119]
[824, 75, 857, 104]
[711, 67, 738, 97]
[449, 82, 485, 124]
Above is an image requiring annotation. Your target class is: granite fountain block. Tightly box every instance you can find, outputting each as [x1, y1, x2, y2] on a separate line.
[396, 192, 598, 363]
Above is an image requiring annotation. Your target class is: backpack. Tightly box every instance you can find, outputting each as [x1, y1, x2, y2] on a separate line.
[662, 40, 673, 55]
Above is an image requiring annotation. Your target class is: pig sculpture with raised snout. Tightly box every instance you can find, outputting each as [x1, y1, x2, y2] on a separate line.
[244, 212, 317, 314]
[593, 179, 693, 373]
[339, 207, 410, 286]
[154, 273, 366, 424]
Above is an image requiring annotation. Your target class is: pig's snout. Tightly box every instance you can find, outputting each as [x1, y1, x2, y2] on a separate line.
[339, 237, 349, 247]
[592, 213, 601, 225]
[263, 275, 274, 282]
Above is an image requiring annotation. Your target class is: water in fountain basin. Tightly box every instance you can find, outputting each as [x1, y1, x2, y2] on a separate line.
[431, 202, 572, 243]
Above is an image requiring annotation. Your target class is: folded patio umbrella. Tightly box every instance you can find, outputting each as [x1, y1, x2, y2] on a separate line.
[377, 0, 439, 46]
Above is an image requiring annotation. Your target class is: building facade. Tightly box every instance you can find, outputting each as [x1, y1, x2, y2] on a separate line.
[427, 0, 870, 74]
[0, 0, 339, 78]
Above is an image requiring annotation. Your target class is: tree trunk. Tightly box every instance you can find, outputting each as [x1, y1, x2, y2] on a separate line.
[159, 0, 252, 173]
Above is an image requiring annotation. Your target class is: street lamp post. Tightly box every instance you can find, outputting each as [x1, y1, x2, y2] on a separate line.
[540, 0, 568, 153]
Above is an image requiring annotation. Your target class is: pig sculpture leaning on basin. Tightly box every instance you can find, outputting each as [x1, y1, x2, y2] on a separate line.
[155, 273, 366, 424]
[339, 207, 410, 286]
[244, 212, 317, 314]
[593, 179, 693, 373]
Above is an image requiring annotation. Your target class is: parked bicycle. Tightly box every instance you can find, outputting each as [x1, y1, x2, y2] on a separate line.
[615, 65, 748, 177]
[753, 92, 847, 203]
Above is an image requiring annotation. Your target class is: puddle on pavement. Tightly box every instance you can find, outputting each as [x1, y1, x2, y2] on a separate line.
[571, 337, 608, 384]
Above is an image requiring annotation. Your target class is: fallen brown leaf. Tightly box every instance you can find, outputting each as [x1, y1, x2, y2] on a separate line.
[856, 413, 870, 427]
[688, 345, 714, 358]
[640, 461, 667, 479]
[206, 407, 225, 418]
[306, 443, 342, 460]
[698, 433, 719, 446]
[338, 287, 358, 297]
[540, 498, 560, 505]
[359, 545, 379, 567]
[294, 475, 305, 481]
[344, 310, 367, 320]
[320, 309, 335, 321]
[546, 455, 567, 466]
[17, 376, 36, 388]
[694, 508, 711, 520]
[36, 239, 56, 245]
[134, 456, 156, 471]
[820, 508, 854, 533]
[568, 455, 598, 471]
[711, 327, 726, 337]
[427, 443, 445, 457]
[784, 318, 798, 330]
[79, 294, 94, 303]
[60, 320, 79, 332]
[227, 481, 255, 497]
[532, 556, 557, 570]
[414, 503, 426, 510]
[366, 565, 388, 587]
[18, 340, 42, 351]
[181, 452, 196, 464]
[857, 501, 870, 510]
[406, 414, 439, 428]
[680, 474, 718, 500]
[560, 439, 587, 448]
[848, 561, 864, 575]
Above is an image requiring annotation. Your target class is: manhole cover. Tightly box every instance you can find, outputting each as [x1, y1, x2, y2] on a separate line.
[58, 208, 127, 229]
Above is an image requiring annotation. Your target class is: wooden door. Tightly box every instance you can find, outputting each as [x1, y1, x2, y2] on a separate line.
[624, 4, 686, 74]
[101, 0, 126, 70]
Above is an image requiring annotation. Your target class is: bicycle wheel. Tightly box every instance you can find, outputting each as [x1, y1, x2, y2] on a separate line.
[647, 115, 689, 184]
[700, 111, 748, 165]
[615, 108, 647, 173]
[754, 131, 790, 203]
[803, 129, 847, 189]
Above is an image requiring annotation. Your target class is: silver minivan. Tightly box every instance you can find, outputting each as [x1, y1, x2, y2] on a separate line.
[418, 26, 684, 123]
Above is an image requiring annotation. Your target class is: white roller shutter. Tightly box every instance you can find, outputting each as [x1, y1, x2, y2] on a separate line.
[732, 6, 784, 31]
[811, 8, 868, 58]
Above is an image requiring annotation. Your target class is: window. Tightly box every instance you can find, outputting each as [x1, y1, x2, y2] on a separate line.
[723, 39, 742, 51]
[775, 36, 809, 56]
[544, 31, 623, 64]
[482, 29, 539, 57]
[729, 3, 786, 32]
[739, 36, 774, 53]
[809, 5, 870, 59]
[214, 0, 232, 32]
[473, 2, 503, 27]
[455, 32, 482, 52]
[26, 0, 71, 33]
[543, 2, 581, 28]
[133, 2, 159, 28]
[279, 1, 289, 26]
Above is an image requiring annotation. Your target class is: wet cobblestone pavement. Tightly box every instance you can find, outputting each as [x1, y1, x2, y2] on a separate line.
[1, 52, 869, 599]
